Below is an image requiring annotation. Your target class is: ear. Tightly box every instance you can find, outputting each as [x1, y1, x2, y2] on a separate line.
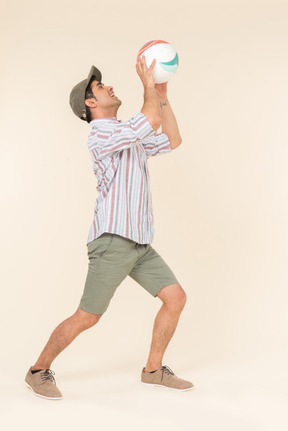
[85, 98, 97, 108]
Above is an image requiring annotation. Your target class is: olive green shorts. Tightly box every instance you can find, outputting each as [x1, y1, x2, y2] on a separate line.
[79, 233, 179, 314]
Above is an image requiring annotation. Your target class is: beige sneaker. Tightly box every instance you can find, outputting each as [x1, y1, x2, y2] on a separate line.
[25, 367, 63, 400]
[141, 365, 194, 391]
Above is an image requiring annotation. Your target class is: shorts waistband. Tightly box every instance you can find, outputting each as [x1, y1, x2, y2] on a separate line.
[101, 233, 148, 246]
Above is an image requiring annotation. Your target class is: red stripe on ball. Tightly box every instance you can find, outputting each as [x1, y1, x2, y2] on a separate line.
[137, 40, 169, 59]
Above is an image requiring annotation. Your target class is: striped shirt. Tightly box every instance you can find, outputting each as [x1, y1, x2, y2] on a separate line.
[86, 112, 171, 245]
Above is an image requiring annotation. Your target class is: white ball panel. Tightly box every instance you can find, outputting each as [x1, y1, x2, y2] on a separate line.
[139, 42, 178, 84]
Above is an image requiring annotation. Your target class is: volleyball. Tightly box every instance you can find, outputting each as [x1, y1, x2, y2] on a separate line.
[137, 40, 179, 84]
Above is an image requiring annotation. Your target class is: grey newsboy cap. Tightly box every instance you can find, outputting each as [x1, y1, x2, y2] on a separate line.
[69, 65, 102, 121]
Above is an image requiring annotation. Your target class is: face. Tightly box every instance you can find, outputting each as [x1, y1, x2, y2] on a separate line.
[90, 80, 122, 110]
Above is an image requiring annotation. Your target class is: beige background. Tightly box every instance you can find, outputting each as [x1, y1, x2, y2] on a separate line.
[0, 0, 287, 429]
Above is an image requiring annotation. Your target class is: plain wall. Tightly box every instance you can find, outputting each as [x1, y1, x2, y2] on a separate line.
[0, 0, 287, 429]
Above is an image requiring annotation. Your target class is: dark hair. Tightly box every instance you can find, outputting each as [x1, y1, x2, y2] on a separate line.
[85, 77, 97, 123]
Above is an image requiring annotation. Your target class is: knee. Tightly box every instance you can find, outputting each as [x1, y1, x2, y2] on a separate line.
[159, 284, 187, 312]
[174, 286, 187, 311]
[75, 307, 102, 330]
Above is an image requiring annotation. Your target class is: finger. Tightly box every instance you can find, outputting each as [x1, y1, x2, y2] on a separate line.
[148, 58, 156, 72]
[136, 57, 143, 74]
[141, 55, 148, 70]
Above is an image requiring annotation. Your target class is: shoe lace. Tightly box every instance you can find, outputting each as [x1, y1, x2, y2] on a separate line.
[160, 365, 176, 381]
[40, 369, 56, 385]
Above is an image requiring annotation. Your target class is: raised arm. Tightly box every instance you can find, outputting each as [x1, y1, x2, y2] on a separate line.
[136, 56, 162, 131]
[155, 82, 182, 150]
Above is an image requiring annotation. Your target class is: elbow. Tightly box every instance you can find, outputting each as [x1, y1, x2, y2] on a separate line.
[143, 113, 161, 131]
[150, 116, 162, 131]
[141, 109, 162, 131]
[171, 136, 182, 150]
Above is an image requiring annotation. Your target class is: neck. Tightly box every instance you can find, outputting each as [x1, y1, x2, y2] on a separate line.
[92, 108, 118, 120]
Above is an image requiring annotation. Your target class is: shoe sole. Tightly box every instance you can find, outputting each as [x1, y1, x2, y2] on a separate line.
[141, 382, 195, 392]
[25, 382, 63, 400]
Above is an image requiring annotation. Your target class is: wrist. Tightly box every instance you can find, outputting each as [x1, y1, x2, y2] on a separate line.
[144, 84, 156, 91]
[159, 95, 169, 103]
[160, 97, 169, 110]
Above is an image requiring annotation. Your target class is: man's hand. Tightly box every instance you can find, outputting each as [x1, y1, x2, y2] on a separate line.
[136, 56, 156, 89]
[136, 56, 161, 131]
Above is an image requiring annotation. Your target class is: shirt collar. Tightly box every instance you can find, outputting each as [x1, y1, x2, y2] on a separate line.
[90, 117, 119, 127]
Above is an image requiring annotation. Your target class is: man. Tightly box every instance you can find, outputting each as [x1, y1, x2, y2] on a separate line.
[25, 57, 193, 400]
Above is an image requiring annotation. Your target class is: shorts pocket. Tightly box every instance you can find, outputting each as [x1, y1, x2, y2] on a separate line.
[87, 234, 114, 259]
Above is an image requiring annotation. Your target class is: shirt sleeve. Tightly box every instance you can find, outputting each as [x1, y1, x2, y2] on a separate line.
[89, 112, 155, 160]
[141, 132, 172, 159]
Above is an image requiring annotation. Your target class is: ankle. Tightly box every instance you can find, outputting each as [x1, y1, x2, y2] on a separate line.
[31, 364, 50, 371]
[145, 364, 162, 373]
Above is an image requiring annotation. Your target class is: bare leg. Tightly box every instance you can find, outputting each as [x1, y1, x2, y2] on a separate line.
[32, 307, 102, 370]
[145, 284, 186, 372]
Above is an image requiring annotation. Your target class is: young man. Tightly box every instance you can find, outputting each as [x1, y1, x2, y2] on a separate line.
[25, 57, 193, 400]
